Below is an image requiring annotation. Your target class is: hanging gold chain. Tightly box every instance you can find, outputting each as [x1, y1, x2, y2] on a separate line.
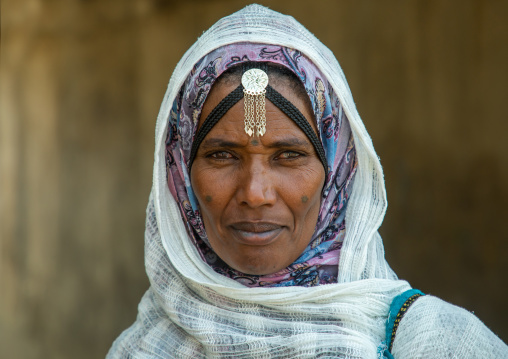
[244, 92, 256, 136]
[255, 90, 266, 136]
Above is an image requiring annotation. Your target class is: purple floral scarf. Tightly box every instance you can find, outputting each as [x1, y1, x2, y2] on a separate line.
[165, 43, 356, 287]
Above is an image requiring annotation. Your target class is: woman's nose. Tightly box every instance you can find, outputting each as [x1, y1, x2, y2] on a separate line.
[235, 161, 276, 208]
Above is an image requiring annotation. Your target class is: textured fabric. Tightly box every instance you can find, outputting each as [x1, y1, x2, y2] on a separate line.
[165, 43, 356, 287]
[380, 289, 425, 358]
[391, 296, 507, 358]
[107, 4, 508, 358]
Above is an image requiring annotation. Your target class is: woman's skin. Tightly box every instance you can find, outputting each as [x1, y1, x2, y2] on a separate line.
[191, 76, 325, 275]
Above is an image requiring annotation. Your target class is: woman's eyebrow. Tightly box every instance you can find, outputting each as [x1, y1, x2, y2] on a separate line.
[199, 138, 242, 149]
[266, 138, 313, 149]
[200, 137, 313, 150]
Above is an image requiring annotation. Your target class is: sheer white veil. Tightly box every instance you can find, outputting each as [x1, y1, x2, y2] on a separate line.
[154, 4, 398, 286]
[107, 4, 507, 358]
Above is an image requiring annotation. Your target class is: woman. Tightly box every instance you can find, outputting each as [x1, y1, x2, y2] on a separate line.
[108, 5, 507, 358]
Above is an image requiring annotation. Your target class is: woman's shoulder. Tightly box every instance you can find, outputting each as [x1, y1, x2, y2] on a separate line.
[391, 295, 508, 358]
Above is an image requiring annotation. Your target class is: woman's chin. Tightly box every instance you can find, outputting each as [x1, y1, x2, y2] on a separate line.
[228, 256, 288, 276]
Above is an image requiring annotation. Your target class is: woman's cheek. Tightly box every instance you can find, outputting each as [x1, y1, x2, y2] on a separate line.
[194, 168, 232, 209]
[279, 164, 324, 202]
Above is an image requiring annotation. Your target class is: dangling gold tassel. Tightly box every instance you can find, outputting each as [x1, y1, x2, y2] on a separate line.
[244, 90, 256, 137]
[242, 68, 268, 137]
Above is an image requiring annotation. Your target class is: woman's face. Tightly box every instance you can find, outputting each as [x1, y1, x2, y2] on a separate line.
[191, 77, 326, 275]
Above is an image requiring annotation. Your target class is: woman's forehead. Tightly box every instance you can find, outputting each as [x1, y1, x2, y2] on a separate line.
[201, 101, 316, 147]
[199, 74, 318, 135]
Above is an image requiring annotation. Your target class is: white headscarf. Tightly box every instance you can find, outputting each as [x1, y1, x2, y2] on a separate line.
[107, 5, 507, 358]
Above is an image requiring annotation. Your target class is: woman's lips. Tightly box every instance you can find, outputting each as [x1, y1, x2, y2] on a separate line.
[229, 222, 283, 245]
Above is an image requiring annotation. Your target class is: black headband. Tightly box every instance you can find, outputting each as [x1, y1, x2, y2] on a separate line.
[188, 63, 328, 176]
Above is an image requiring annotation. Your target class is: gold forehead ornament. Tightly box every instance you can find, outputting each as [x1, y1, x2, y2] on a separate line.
[241, 68, 269, 136]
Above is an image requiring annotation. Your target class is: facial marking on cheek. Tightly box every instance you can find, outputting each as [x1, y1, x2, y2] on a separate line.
[205, 195, 213, 203]
[301, 195, 308, 203]
[250, 139, 259, 146]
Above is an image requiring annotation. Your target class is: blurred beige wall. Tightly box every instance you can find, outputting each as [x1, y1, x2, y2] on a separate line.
[1, 0, 507, 358]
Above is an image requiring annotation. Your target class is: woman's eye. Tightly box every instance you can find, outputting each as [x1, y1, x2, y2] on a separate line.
[209, 151, 234, 160]
[277, 151, 303, 160]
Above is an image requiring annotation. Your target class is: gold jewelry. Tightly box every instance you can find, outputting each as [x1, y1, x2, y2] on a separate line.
[241, 68, 268, 136]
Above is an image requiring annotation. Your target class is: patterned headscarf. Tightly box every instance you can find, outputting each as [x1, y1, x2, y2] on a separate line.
[165, 43, 356, 287]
